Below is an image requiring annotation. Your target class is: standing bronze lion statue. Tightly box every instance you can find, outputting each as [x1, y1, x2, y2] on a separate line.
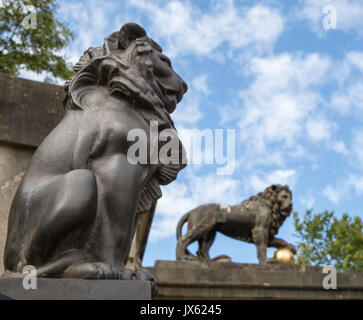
[176, 184, 296, 264]
[3, 23, 187, 286]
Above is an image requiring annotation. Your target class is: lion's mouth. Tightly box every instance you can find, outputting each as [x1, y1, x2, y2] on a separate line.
[282, 205, 292, 215]
[156, 80, 180, 112]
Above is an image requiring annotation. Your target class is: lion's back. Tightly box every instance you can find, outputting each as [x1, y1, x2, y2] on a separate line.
[19, 111, 83, 192]
[185, 204, 222, 229]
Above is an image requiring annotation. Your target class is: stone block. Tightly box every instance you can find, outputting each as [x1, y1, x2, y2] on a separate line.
[0, 278, 152, 300]
[149, 260, 363, 300]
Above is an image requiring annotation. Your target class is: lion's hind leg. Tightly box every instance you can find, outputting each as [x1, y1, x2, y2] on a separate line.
[19, 169, 98, 275]
[196, 231, 216, 260]
[177, 224, 216, 261]
[176, 232, 194, 261]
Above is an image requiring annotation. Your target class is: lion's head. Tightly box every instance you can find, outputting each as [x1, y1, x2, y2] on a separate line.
[64, 23, 188, 116]
[261, 184, 292, 216]
[242, 184, 292, 237]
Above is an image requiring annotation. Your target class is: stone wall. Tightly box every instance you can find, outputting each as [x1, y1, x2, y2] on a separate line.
[0, 278, 152, 300]
[0, 142, 35, 274]
[149, 260, 363, 299]
[0, 73, 65, 273]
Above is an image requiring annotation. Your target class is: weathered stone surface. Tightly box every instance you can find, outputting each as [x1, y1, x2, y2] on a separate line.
[0, 74, 64, 270]
[0, 73, 65, 147]
[148, 260, 363, 300]
[0, 74, 64, 257]
[0, 278, 151, 300]
[0, 142, 35, 274]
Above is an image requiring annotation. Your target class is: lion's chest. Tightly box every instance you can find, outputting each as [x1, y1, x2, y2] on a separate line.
[94, 106, 159, 160]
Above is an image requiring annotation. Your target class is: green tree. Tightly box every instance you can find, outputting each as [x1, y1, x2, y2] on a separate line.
[293, 210, 363, 272]
[0, 0, 74, 79]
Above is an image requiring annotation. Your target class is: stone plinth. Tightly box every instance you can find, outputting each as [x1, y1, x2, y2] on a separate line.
[0, 278, 152, 300]
[148, 260, 363, 300]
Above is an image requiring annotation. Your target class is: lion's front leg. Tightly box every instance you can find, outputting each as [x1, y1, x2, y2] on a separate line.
[62, 262, 158, 296]
[251, 227, 268, 264]
[89, 153, 150, 267]
[268, 237, 297, 254]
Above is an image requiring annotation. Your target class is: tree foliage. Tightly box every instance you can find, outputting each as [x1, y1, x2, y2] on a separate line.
[0, 0, 74, 79]
[293, 210, 363, 272]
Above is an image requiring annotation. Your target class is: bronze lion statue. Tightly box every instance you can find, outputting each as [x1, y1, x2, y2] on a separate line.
[176, 184, 296, 264]
[3, 23, 187, 285]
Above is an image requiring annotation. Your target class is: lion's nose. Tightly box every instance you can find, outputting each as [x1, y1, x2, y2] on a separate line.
[182, 80, 188, 94]
[176, 80, 188, 103]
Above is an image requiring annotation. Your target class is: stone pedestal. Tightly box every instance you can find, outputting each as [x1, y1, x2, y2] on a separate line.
[0, 278, 152, 300]
[148, 260, 363, 300]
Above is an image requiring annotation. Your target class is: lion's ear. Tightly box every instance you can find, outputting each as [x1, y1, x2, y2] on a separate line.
[118, 23, 147, 50]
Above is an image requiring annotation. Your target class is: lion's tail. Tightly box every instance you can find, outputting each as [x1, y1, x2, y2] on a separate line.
[176, 211, 191, 240]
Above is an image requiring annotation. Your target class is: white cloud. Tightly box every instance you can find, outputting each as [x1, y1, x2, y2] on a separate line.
[149, 169, 241, 241]
[172, 73, 213, 127]
[351, 129, 363, 166]
[172, 75, 208, 126]
[322, 185, 342, 204]
[238, 53, 332, 158]
[18, 69, 65, 85]
[346, 51, 363, 72]
[299, 194, 315, 209]
[331, 82, 363, 114]
[348, 175, 363, 195]
[298, 0, 363, 36]
[128, 0, 284, 58]
[305, 116, 332, 142]
[331, 140, 348, 155]
[192, 74, 210, 95]
[57, 0, 126, 68]
[330, 51, 363, 116]
[18, 0, 122, 83]
[58, 1, 117, 51]
[303, 124, 363, 205]
[329, 51, 363, 122]
[322, 172, 363, 204]
[246, 169, 297, 193]
[172, 95, 203, 126]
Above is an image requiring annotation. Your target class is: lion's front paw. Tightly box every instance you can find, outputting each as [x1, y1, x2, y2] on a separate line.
[287, 245, 297, 255]
[123, 268, 158, 297]
[63, 262, 123, 279]
[266, 257, 278, 264]
[120, 268, 154, 281]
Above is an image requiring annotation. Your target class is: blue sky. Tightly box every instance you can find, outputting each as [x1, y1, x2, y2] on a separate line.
[20, 0, 363, 266]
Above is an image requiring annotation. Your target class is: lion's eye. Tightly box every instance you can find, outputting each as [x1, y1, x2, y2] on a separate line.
[160, 55, 171, 67]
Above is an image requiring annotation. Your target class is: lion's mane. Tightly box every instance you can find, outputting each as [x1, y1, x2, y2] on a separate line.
[63, 24, 169, 122]
[241, 184, 292, 239]
[61, 23, 187, 214]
